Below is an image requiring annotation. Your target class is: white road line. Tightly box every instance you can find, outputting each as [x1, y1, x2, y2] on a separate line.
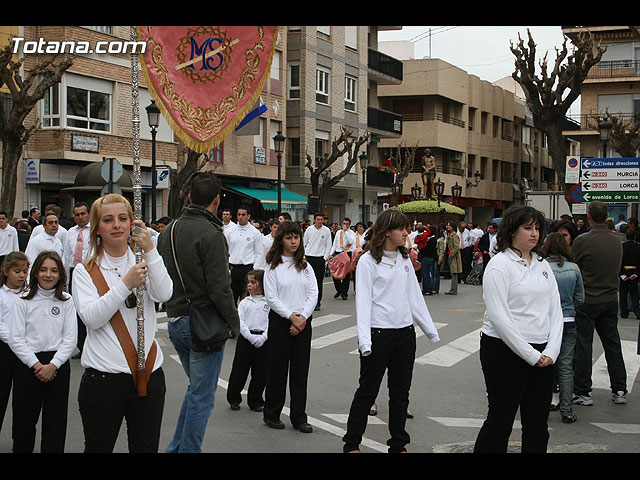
[592, 340, 639, 393]
[592, 423, 640, 434]
[414, 328, 481, 367]
[312, 326, 358, 349]
[312, 313, 352, 327]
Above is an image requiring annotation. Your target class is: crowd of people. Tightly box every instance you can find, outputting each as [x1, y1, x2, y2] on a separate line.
[0, 174, 638, 453]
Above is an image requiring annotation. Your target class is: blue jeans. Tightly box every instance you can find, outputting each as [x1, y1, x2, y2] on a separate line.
[166, 316, 225, 453]
[421, 257, 434, 293]
[556, 322, 576, 417]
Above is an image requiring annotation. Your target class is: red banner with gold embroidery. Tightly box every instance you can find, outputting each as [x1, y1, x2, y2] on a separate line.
[137, 26, 279, 153]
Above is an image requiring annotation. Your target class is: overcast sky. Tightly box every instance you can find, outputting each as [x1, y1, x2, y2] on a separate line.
[378, 26, 568, 83]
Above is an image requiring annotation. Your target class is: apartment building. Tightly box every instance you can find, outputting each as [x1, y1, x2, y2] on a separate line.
[284, 26, 403, 224]
[376, 50, 564, 226]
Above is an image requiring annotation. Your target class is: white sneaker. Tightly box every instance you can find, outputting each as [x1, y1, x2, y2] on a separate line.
[572, 394, 593, 406]
[612, 391, 627, 404]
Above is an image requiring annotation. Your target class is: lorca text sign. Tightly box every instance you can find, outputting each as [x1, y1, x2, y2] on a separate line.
[137, 26, 279, 153]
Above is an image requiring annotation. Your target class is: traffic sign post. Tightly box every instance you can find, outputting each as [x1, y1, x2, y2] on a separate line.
[100, 157, 123, 195]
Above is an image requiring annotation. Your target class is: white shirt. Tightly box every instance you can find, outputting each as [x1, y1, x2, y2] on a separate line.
[227, 223, 264, 267]
[303, 224, 332, 260]
[25, 232, 64, 275]
[9, 288, 77, 369]
[489, 234, 497, 257]
[264, 256, 318, 321]
[0, 224, 19, 256]
[458, 228, 473, 249]
[330, 228, 356, 255]
[355, 250, 440, 356]
[222, 220, 237, 238]
[0, 284, 22, 344]
[30, 224, 68, 247]
[481, 248, 563, 366]
[470, 227, 484, 244]
[64, 223, 92, 282]
[71, 247, 173, 374]
[238, 294, 269, 347]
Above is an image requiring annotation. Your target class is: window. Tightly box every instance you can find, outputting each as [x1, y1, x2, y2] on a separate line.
[209, 142, 223, 164]
[66, 86, 110, 132]
[288, 64, 300, 99]
[288, 137, 300, 166]
[42, 85, 60, 127]
[316, 67, 330, 104]
[345, 26, 358, 50]
[270, 50, 281, 80]
[345, 76, 357, 112]
[82, 26, 113, 34]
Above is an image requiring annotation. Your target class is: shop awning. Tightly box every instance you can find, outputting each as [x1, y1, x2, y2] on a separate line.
[224, 183, 308, 211]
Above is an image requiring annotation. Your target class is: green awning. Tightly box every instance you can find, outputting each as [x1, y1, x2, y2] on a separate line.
[224, 183, 308, 210]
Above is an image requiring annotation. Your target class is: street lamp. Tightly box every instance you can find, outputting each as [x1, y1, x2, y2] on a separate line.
[451, 181, 462, 201]
[359, 151, 369, 223]
[466, 170, 482, 188]
[273, 130, 285, 214]
[391, 181, 402, 206]
[434, 177, 445, 207]
[598, 118, 612, 157]
[145, 100, 161, 223]
[411, 182, 422, 201]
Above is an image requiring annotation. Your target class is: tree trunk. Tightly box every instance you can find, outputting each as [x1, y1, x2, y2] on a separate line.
[0, 137, 24, 219]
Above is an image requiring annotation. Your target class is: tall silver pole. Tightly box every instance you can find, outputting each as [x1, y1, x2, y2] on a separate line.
[130, 26, 145, 372]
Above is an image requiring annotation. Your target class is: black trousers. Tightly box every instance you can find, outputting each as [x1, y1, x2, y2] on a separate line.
[0, 341, 17, 433]
[332, 252, 352, 297]
[619, 277, 640, 316]
[227, 334, 269, 409]
[343, 325, 416, 453]
[12, 351, 71, 453]
[461, 246, 473, 280]
[78, 367, 166, 453]
[263, 311, 312, 426]
[306, 255, 325, 306]
[474, 334, 553, 453]
[230, 264, 254, 305]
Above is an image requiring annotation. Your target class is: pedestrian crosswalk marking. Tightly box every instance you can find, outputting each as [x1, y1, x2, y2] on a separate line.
[415, 328, 481, 367]
[312, 313, 352, 327]
[322, 413, 386, 425]
[592, 423, 640, 434]
[591, 340, 639, 393]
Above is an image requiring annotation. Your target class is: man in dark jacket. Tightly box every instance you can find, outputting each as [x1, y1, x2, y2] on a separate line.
[157, 172, 240, 453]
[619, 229, 640, 319]
[416, 225, 437, 295]
[571, 201, 627, 406]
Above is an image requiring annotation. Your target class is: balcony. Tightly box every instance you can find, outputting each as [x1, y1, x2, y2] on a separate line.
[368, 48, 403, 84]
[368, 106, 402, 137]
[587, 60, 640, 80]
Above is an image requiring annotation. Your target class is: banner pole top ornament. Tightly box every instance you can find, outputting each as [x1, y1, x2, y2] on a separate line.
[137, 26, 280, 154]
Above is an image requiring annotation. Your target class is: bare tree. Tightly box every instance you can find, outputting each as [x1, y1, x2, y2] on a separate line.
[304, 126, 369, 207]
[388, 141, 419, 206]
[587, 110, 640, 158]
[169, 147, 213, 219]
[510, 29, 606, 205]
[0, 43, 73, 218]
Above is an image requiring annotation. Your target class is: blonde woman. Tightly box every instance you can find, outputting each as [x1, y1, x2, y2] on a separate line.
[71, 194, 172, 453]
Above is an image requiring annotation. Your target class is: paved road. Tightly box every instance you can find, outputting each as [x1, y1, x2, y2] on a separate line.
[1, 276, 638, 453]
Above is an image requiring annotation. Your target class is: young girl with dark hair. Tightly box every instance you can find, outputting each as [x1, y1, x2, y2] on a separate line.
[0, 252, 29, 434]
[543, 232, 584, 424]
[9, 251, 76, 452]
[227, 269, 270, 412]
[474, 204, 563, 453]
[342, 209, 439, 453]
[263, 221, 318, 432]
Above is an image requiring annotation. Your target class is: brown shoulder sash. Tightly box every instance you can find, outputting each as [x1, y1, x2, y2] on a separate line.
[85, 262, 156, 397]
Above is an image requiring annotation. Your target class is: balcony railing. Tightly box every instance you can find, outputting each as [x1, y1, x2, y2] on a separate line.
[588, 60, 640, 79]
[401, 112, 466, 128]
[368, 106, 402, 135]
[368, 48, 403, 81]
[566, 113, 639, 131]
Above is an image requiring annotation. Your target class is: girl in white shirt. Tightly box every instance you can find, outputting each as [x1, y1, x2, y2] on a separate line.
[0, 252, 29, 435]
[263, 221, 318, 433]
[9, 251, 76, 452]
[342, 209, 439, 454]
[474, 204, 563, 453]
[227, 269, 270, 412]
[71, 193, 172, 453]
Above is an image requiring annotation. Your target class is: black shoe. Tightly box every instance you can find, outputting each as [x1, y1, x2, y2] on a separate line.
[293, 422, 313, 433]
[249, 405, 264, 412]
[562, 414, 577, 424]
[314, 304, 321, 311]
[444, 292, 457, 295]
[334, 292, 341, 298]
[341, 295, 348, 300]
[264, 418, 285, 429]
[230, 403, 240, 411]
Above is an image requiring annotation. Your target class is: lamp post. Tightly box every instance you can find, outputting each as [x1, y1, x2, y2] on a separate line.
[391, 181, 402, 206]
[434, 177, 445, 208]
[145, 100, 160, 223]
[466, 170, 482, 188]
[273, 131, 285, 214]
[598, 118, 612, 157]
[411, 182, 422, 201]
[359, 151, 369, 223]
[451, 181, 462, 205]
